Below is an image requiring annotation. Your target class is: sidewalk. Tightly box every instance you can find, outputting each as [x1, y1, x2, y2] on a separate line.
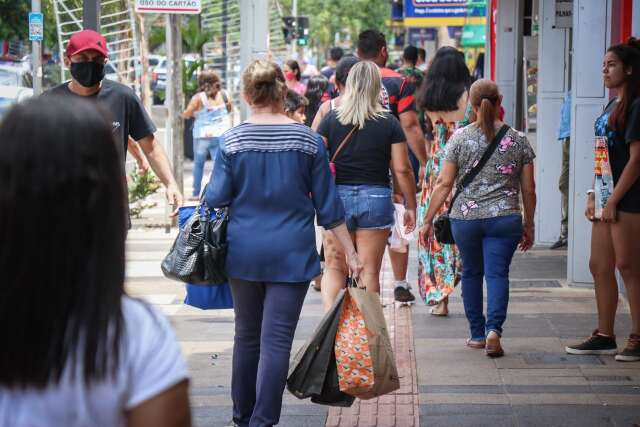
[125, 228, 640, 427]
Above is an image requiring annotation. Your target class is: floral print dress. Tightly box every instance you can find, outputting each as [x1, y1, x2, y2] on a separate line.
[417, 109, 469, 305]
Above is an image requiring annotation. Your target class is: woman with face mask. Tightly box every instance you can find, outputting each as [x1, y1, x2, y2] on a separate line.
[283, 59, 306, 95]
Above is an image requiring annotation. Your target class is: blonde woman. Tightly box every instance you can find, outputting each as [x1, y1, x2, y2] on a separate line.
[317, 60, 417, 311]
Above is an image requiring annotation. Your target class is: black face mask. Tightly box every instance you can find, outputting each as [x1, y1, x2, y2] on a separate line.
[70, 61, 105, 87]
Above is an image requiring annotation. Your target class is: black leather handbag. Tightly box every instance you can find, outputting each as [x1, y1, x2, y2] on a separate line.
[161, 204, 228, 285]
[434, 125, 509, 245]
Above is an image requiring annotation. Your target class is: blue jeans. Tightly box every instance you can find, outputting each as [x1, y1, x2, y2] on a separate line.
[228, 279, 308, 427]
[451, 215, 522, 340]
[337, 184, 395, 231]
[192, 137, 219, 197]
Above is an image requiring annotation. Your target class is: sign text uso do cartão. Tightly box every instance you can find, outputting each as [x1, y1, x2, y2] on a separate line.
[135, 0, 201, 14]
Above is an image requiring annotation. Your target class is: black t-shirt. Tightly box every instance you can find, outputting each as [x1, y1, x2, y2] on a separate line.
[600, 98, 640, 212]
[44, 79, 156, 162]
[317, 110, 406, 187]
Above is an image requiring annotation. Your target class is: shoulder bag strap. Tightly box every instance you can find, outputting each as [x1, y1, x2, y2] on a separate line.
[447, 124, 510, 213]
[330, 126, 358, 163]
[221, 90, 232, 113]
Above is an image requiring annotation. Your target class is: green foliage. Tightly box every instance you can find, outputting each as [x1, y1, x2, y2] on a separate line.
[153, 58, 202, 104]
[181, 17, 215, 54]
[0, 0, 29, 41]
[128, 170, 162, 218]
[280, 0, 391, 58]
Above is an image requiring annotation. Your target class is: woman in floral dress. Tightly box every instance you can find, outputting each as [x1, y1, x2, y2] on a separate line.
[416, 47, 472, 316]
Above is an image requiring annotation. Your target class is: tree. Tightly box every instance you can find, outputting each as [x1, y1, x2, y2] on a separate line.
[280, 0, 390, 61]
[0, 0, 29, 41]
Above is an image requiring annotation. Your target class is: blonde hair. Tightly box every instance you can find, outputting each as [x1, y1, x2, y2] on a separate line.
[335, 61, 385, 128]
[469, 79, 501, 141]
[242, 60, 287, 107]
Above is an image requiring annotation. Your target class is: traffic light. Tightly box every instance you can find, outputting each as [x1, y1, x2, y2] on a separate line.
[282, 16, 296, 43]
[296, 16, 309, 46]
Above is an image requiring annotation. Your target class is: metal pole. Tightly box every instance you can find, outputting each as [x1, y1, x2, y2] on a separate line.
[82, 0, 100, 31]
[290, 0, 297, 58]
[239, 0, 269, 120]
[166, 14, 184, 214]
[31, 0, 42, 95]
[221, 0, 228, 82]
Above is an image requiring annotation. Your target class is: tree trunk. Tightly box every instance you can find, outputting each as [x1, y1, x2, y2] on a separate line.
[138, 13, 152, 112]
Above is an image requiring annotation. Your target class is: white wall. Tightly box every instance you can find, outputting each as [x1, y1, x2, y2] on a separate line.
[634, 0, 640, 35]
[535, 0, 571, 244]
[568, 0, 612, 284]
[495, 0, 524, 129]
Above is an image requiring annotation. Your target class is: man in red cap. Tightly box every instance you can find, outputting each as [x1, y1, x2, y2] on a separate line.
[44, 29, 182, 214]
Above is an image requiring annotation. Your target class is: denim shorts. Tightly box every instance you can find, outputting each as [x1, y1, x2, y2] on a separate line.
[337, 184, 395, 231]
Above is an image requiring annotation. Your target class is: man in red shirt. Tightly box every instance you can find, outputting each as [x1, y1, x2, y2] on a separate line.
[357, 30, 428, 303]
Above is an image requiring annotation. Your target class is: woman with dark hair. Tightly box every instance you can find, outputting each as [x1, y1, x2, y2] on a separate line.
[183, 70, 234, 199]
[420, 79, 536, 357]
[0, 97, 190, 426]
[304, 74, 329, 127]
[204, 60, 362, 426]
[415, 46, 472, 316]
[284, 59, 306, 95]
[566, 38, 640, 362]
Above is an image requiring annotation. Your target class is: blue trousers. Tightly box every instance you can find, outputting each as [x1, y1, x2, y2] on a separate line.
[451, 215, 522, 340]
[228, 278, 308, 427]
[192, 137, 219, 197]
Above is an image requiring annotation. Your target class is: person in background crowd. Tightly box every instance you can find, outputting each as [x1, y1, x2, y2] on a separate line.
[416, 46, 472, 316]
[182, 70, 234, 200]
[0, 97, 190, 427]
[551, 91, 572, 249]
[300, 57, 319, 86]
[321, 46, 344, 81]
[417, 47, 428, 72]
[311, 55, 361, 130]
[43, 29, 183, 215]
[419, 79, 536, 358]
[284, 59, 306, 95]
[204, 60, 362, 426]
[304, 74, 329, 127]
[399, 45, 425, 89]
[473, 52, 485, 81]
[357, 29, 429, 304]
[317, 61, 416, 311]
[284, 89, 308, 124]
[566, 38, 640, 362]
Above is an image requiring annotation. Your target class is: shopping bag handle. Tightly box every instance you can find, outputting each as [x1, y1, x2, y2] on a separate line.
[347, 276, 365, 290]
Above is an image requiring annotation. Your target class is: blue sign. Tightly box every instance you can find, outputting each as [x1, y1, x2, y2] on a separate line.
[404, 0, 483, 19]
[29, 12, 44, 41]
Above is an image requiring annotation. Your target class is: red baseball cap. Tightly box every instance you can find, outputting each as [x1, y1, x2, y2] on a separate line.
[65, 30, 108, 58]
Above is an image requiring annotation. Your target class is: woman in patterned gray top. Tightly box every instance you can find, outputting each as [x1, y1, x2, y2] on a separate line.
[419, 79, 537, 358]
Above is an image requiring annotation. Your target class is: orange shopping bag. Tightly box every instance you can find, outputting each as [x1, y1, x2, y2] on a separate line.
[335, 285, 400, 399]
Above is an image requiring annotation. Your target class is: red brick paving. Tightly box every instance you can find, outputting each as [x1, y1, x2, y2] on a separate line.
[326, 255, 420, 427]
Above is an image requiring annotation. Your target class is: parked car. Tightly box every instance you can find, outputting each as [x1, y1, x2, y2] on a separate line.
[0, 64, 34, 120]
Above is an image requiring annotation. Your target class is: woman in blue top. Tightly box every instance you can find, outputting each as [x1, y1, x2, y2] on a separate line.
[204, 60, 362, 427]
[183, 70, 233, 199]
[566, 38, 640, 362]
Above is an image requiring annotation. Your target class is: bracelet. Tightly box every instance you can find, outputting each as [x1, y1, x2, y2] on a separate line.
[586, 189, 595, 196]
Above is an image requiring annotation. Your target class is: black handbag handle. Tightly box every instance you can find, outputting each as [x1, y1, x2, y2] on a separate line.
[447, 124, 510, 214]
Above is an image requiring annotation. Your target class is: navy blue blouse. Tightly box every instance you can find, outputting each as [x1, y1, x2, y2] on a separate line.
[204, 122, 346, 283]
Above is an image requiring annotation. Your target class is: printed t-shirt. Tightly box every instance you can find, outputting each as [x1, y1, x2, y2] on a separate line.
[44, 79, 157, 161]
[379, 67, 416, 119]
[317, 110, 406, 187]
[0, 297, 189, 427]
[444, 124, 536, 220]
[594, 97, 640, 212]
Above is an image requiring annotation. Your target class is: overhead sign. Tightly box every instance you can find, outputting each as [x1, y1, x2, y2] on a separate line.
[554, 0, 573, 28]
[135, 0, 201, 14]
[404, 0, 484, 19]
[29, 12, 44, 41]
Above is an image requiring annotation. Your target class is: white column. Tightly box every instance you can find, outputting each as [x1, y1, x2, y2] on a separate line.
[239, 0, 269, 120]
[535, 0, 571, 244]
[568, 0, 612, 284]
[494, 0, 524, 129]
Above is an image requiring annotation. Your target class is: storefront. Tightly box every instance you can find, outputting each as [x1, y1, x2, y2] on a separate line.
[490, 0, 639, 285]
